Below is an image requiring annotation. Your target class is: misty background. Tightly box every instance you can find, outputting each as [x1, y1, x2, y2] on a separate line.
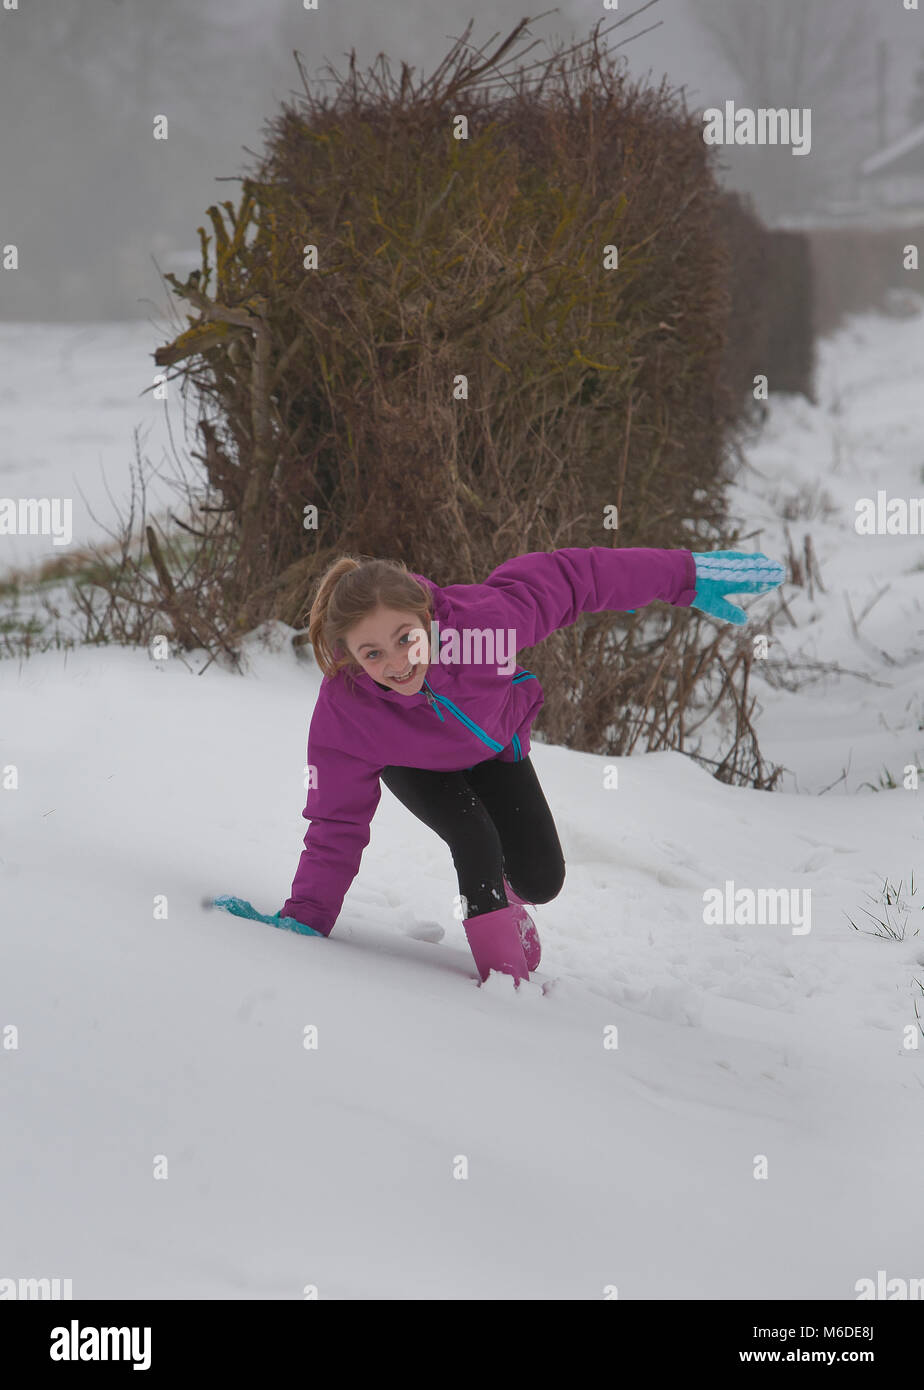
[2, 0, 923, 323]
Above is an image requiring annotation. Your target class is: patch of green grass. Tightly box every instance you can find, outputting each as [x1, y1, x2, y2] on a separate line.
[859, 757, 924, 791]
[845, 872, 922, 941]
[858, 766, 900, 791]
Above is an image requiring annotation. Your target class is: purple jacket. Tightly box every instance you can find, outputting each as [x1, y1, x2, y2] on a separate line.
[280, 546, 697, 933]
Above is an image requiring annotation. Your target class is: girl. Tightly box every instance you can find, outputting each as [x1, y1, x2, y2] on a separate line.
[277, 546, 784, 985]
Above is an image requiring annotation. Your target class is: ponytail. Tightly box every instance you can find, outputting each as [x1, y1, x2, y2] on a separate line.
[303, 554, 433, 686]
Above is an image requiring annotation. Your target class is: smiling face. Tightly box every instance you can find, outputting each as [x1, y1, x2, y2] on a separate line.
[344, 604, 430, 695]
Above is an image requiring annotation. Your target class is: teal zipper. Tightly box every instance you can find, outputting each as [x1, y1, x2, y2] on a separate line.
[512, 670, 534, 758]
[422, 668, 536, 758]
[423, 678, 504, 751]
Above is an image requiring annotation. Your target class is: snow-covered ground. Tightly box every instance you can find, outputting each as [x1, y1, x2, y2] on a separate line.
[733, 309, 924, 796]
[1, 311, 923, 1299]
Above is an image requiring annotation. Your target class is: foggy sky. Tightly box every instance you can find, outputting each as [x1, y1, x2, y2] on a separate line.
[0, 0, 918, 321]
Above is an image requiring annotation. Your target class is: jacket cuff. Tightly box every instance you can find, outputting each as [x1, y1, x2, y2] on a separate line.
[280, 901, 334, 936]
[673, 550, 698, 607]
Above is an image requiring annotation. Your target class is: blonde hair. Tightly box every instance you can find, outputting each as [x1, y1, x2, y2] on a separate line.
[305, 554, 433, 685]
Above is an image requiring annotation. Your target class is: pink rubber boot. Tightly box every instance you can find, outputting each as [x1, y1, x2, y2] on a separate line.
[463, 904, 531, 985]
[504, 878, 542, 971]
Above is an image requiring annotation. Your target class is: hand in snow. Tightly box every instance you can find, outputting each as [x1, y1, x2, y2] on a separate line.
[689, 550, 785, 625]
[207, 894, 324, 937]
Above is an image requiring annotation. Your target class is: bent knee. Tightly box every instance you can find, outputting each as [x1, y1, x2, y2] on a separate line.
[516, 859, 565, 905]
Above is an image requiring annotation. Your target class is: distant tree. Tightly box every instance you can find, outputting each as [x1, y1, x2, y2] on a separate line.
[690, 0, 876, 217]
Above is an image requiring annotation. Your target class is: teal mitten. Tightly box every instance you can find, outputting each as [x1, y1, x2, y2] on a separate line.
[689, 551, 785, 624]
[207, 894, 323, 937]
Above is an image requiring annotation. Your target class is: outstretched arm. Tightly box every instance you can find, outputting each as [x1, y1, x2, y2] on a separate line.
[443, 546, 698, 651]
[441, 545, 783, 642]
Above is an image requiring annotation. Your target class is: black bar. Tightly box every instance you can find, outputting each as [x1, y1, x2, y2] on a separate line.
[1, 1299, 918, 1375]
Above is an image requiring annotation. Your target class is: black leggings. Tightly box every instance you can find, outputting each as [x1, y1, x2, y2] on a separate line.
[380, 755, 565, 919]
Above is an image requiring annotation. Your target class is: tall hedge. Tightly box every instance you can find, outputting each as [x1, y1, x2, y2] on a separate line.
[139, 18, 780, 782]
